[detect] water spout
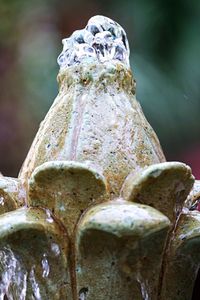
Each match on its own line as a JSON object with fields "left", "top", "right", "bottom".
{"left": 57, "top": 15, "right": 130, "bottom": 69}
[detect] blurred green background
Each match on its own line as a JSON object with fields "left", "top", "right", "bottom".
{"left": 0, "top": 0, "right": 200, "bottom": 178}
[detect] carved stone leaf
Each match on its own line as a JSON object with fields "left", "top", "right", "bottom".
{"left": 0, "top": 177, "right": 26, "bottom": 215}
{"left": 75, "top": 200, "right": 170, "bottom": 300}
{"left": 0, "top": 207, "right": 71, "bottom": 299}
{"left": 160, "top": 211, "right": 200, "bottom": 300}
{"left": 121, "top": 162, "right": 194, "bottom": 223}
{"left": 29, "top": 161, "right": 108, "bottom": 235}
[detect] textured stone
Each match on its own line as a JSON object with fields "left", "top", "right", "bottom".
{"left": 0, "top": 15, "right": 198, "bottom": 300}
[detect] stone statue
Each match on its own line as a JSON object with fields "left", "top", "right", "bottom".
{"left": 0, "top": 15, "right": 199, "bottom": 300}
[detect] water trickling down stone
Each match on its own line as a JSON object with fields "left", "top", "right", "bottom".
{"left": 0, "top": 247, "right": 27, "bottom": 300}
{"left": 41, "top": 254, "right": 50, "bottom": 278}
{"left": 0, "top": 247, "right": 51, "bottom": 300}
{"left": 57, "top": 15, "right": 130, "bottom": 69}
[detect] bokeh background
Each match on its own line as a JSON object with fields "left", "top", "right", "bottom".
{"left": 0, "top": 0, "right": 200, "bottom": 179}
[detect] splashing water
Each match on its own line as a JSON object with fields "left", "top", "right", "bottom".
{"left": 79, "top": 287, "right": 89, "bottom": 300}
{"left": 0, "top": 197, "right": 4, "bottom": 206}
{"left": 41, "top": 254, "right": 50, "bottom": 278}
{"left": 136, "top": 274, "right": 150, "bottom": 300}
{"left": 0, "top": 247, "right": 27, "bottom": 300}
{"left": 0, "top": 247, "right": 50, "bottom": 300}
{"left": 29, "top": 267, "right": 42, "bottom": 300}
{"left": 57, "top": 15, "right": 130, "bottom": 69}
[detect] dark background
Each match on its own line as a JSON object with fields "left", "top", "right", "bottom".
{"left": 0, "top": 0, "right": 200, "bottom": 179}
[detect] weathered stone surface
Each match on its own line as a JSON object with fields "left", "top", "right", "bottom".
{"left": 121, "top": 162, "right": 194, "bottom": 223}
{"left": 29, "top": 161, "right": 107, "bottom": 235}
{"left": 75, "top": 200, "right": 170, "bottom": 300}
{"left": 160, "top": 211, "right": 200, "bottom": 300}
{"left": 0, "top": 177, "right": 26, "bottom": 215}
{"left": 0, "top": 15, "right": 197, "bottom": 300}
{"left": 0, "top": 207, "right": 71, "bottom": 299}
{"left": 19, "top": 62, "right": 165, "bottom": 197}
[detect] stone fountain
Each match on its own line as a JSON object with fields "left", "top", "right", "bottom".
{"left": 0, "top": 15, "right": 200, "bottom": 300}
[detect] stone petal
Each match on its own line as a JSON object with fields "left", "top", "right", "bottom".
{"left": 185, "top": 180, "right": 200, "bottom": 209}
{"left": 120, "top": 162, "right": 194, "bottom": 223}
{"left": 29, "top": 161, "right": 107, "bottom": 235}
{"left": 0, "top": 207, "right": 71, "bottom": 299}
{"left": 75, "top": 200, "right": 170, "bottom": 300}
{"left": 160, "top": 211, "right": 200, "bottom": 300}
{"left": 0, "top": 176, "right": 26, "bottom": 215}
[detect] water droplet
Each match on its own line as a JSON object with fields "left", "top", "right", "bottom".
{"left": 0, "top": 197, "right": 4, "bottom": 206}
{"left": 86, "top": 24, "right": 101, "bottom": 35}
{"left": 41, "top": 254, "right": 50, "bottom": 278}
{"left": 45, "top": 209, "right": 54, "bottom": 223}
{"left": 51, "top": 243, "right": 60, "bottom": 256}
{"left": 79, "top": 287, "right": 88, "bottom": 300}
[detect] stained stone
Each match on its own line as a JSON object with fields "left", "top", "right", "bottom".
{"left": 0, "top": 15, "right": 198, "bottom": 300}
